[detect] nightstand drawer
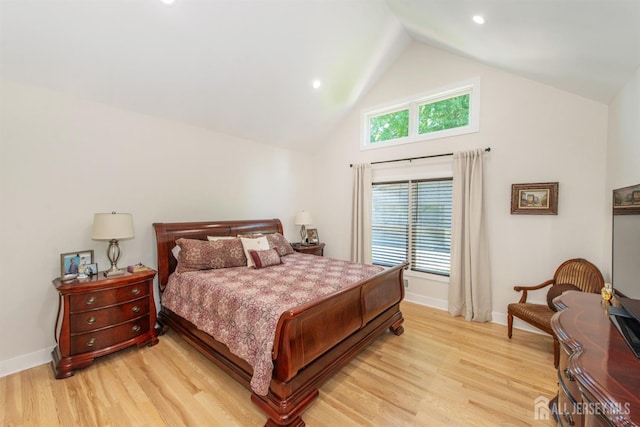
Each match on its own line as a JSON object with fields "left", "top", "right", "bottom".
{"left": 69, "top": 282, "right": 149, "bottom": 312}
{"left": 70, "top": 317, "right": 150, "bottom": 355}
{"left": 70, "top": 298, "right": 149, "bottom": 333}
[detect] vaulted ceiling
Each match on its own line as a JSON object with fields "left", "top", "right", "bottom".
{"left": 2, "top": 0, "right": 639, "bottom": 152}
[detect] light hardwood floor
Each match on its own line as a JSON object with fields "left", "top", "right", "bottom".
{"left": 1, "top": 302, "right": 557, "bottom": 426}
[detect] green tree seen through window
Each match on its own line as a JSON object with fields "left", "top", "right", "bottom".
{"left": 418, "top": 94, "right": 469, "bottom": 134}
{"left": 369, "top": 109, "right": 409, "bottom": 143}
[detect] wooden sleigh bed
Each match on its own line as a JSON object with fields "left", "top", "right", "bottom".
{"left": 153, "top": 219, "right": 406, "bottom": 426}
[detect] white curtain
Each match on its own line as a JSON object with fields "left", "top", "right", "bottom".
{"left": 448, "top": 149, "right": 492, "bottom": 322}
{"left": 351, "top": 163, "right": 372, "bottom": 263}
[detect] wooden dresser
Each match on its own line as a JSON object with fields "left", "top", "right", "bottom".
{"left": 551, "top": 292, "right": 640, "bottom": 426}
{"left": 51, "top": 269, "right": 158, "bottom": 378}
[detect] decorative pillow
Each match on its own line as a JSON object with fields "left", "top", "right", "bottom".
{"left": 175, "top": 238, "right": 247, "bottom": 273}
{"left": 207, "top": 236, "right": 237, "bottom": 241}
{"left": 265, "top": 233, "right": 294, "bottom": 256}
{"left": 546, "top": 283, "right": 581, "bottom": 311}
{"left": 240, "top": 236, "right": 270, "bottom": 267}
{"left": 248, "top": 248, "right": 281, "bottom": 269}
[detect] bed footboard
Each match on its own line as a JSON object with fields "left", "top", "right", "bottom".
{"left": 272, "top": 263, "right": 406, "bottom": 382}
{"left": 253, "top": 263, "right": 406, "bottom": 426}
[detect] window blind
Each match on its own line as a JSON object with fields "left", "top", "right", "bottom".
{"left": 410, "top": 179, "right": 452, "bottom": 275}
{"left": 372, "top": 182, "right": 409, "bottom": 267}
{"left": 372, "top": 178, "right": 452, "bottom": 275}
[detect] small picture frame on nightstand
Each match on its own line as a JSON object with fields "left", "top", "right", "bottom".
{"left": 60, "top": 250, "right": 94, "bottom": 281}
{"left": 85, "top": 263, "right": 98, "bottom": 277}
{"left": 307, "top": 228, "right": 319, "bottom": 244}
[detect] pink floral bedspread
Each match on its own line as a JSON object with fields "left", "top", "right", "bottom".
{"left": 161, "top": 253, "right": 383, "bottom": 395}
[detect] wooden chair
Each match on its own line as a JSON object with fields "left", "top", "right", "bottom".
{"left": 507, "top": 258, "right": 604, "bottom": 368}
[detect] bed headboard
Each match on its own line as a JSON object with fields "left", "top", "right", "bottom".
{"left": 153, "top": 218, "right": 284, "bottom": 291}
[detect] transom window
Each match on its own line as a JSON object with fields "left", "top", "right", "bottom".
{"left": 371, "top": 178, "right": 453, "bottom": 276}
{"left": 363, "top": 78, "right": 480, "bottom": 150}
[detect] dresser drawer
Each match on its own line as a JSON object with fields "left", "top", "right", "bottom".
{"left": 69, "top": 282, "right": 149, "bottom": 312}
{"left": 557, "top": 386, "right": 583, "bottom": 427}
{"left": 70, "top": 317, "right": 150, "bottom": 355}
{"left": 558, "top": 347, "right": 581, "bottom": 404}
{"left": 70, "top": 298, "right": 149, "bottom": 333}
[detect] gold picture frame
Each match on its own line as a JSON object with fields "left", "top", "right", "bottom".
{"left": 511, "top": 182, "right": 558, "bottom": 215}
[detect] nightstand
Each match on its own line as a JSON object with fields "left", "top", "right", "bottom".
{"left": 291, "top": 242, "right": 325, "bottom": 256}
{"left": 51, "top": 269, "right": 158, "bottom": 379}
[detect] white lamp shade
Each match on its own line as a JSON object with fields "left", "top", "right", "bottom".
{"left": 92, "top": 212, "right": 135, "bottom": 240}
{"left": 294, "top": 211, "right": 313, "bottom": 225}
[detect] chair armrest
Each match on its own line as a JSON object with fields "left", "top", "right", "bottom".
{"left": 513, "top": 279, "right": 554, "bottom": 303}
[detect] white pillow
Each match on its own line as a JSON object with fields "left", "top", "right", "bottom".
{"left": 240, "top": 236, "right": 270, "bottom": 267}
{"left": 171, "top": 245, "right": 181, "bottom": 260}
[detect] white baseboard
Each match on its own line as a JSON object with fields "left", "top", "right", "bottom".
{"left": 0, "top": 347, "right": 52, "bottom": 378}
{"left": 404, "top": 291, "right": 448, "bottom": 310}
{"left": 404, "top": 293, "right": 545, "bottom": 335}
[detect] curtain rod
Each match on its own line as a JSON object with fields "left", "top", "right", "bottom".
{"left": 349, "top": 147, "right": 491, "bottom": 167}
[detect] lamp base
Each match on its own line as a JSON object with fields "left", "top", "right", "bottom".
{"left": 104, "top": 268, "right": 125, "bottom": 277}
{"left": 104, "top": 239, "right": 124, "bottom": 277}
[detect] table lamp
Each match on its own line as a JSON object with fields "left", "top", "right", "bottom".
{"left": 294, "top": 210, "right": 313, "bottom": 245}
{"left": 92, "top": 212, "right": 134, "bottom": 277}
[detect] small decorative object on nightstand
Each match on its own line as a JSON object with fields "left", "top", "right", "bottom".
{"left": 292, "top": 242, "right": 325, "bottom": 256}
{"left": 51, "top": 269, "right": 158, "bottom": 379}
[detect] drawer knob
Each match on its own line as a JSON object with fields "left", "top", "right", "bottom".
{"left": 131, "top": 288, "right": 141, "bottom": 295}
{"left": 86, "top": 338, "right": 97, "bottom": 347}
{"left": 563, "top": 410, "right": 575, "bottom": 426}
{"left": 132, "top": 305, "right": 141, "bottom": 313}
{"left": 86, "top": 296, "right": 96, "bottom": 305}
{"left": 563, "top": 368, "right": 575, "bottom": 382}
{"left": 86, "top": 316, "right": 96, "bottom": 325}
{"left": 132, "top": 325, "right": 141, "bottom": 333}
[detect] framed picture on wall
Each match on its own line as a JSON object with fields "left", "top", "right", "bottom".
{"left": 613, "top": 183, "right": 640, "bottom": 215}
{"left": 510, "top": 182, "right": 558, "bottom": 215}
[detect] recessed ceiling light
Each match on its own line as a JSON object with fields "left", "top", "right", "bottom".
{"left": 472, "top": 15, "right": 485, "bottom": 25}
{"left": 312, "top": 80, "right": 322, "bottom": 89}
{"left": 160, "top": 0, "right": 175, "bottom": 5}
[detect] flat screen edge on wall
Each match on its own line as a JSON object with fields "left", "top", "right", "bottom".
{"left": 610, "top": 184, "right": 640, "bottom": 358}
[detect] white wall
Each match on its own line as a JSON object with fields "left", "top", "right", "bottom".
{"left": 607, "top": 66, "right": 640, "bottom": 191}
{"left": 311, "top": 42, "right": 609, "bottom": 323}
{"left": 0, "top": 80, "right": 312, "bottom": 376}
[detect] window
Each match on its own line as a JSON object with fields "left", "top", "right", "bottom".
{"left": 418, "top": 94, "right": 469, "bottom": 135}
{"left": 362, "top": 78, "right": 479, "bottom": 150}
{"left": 369, "top": 109, "right": 409, "bottom": 142}
{"left": 372, "top": 178, "right": 453, "bottom": 276}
